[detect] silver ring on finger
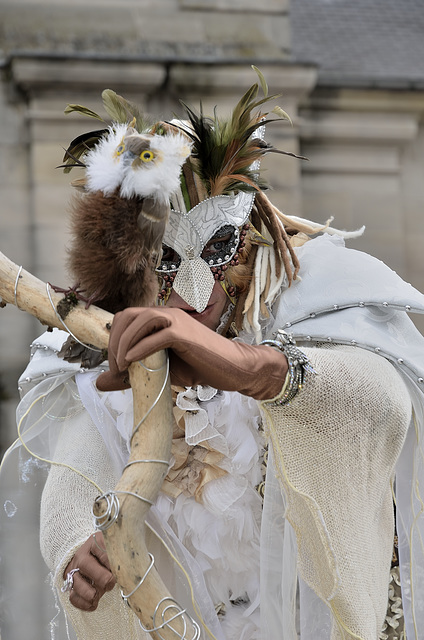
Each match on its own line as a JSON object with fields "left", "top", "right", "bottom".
{"left": 61, "top": 568, "right": 80, "bottom": 593}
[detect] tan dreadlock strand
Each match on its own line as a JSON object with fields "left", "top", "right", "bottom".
{"left": 254, "top": 191, "right": 300, "bottom": 285}
{"left": 229, "top": 242, "right": 259, "bottom": 336}
{"left": 217, "top": 229, "right": 256, "bottom": 337}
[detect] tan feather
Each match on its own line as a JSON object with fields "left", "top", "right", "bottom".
{"left": 64, "top": 104, "right": 105, "bottom": 121}
{"left": 102, "top": 90, "right": 148, "bottom": 131}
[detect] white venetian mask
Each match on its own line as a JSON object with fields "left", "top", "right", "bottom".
{"left": 157, "top": 190, "right": 255, "bottom": 312}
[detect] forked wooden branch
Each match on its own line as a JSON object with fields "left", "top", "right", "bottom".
{"left": 0, "top": 251, "right": 199, "bottom": 640}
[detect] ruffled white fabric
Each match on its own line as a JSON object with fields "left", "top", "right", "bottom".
{"left": 163, "top": 388, "right": 264, "bottom": 638}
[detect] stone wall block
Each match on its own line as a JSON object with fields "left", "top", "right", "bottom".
{"left": 179, "top": 0, "right": 288, "bottom": 12}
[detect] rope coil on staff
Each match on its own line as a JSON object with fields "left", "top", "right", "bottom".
{"left": 46, "top": 283, "right": 103, "bottom": 353}
{"left": 120, "top": 552, "right": 155, "bottom": 603}
{"left": 139, "top": 597, "right": 201, "bottom": 640}
{"left": 131, "top": 356, "right": 170, "bottom": 443}
{"left": 92, "top": 487, "right": 156, "bottom": 531}
{"left": 14, "top": 265, "right": 23, "bottom": 308}
{"left": 92, "top": 491, "right": 121, "bottom": 530}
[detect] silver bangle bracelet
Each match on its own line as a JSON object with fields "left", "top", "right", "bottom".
{"left": 260, "top": 330, "right": 316, "bottom": 405}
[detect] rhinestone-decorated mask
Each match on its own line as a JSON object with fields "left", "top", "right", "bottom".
{"left": 156, "top": 190, "right": 255, "bottom": 312}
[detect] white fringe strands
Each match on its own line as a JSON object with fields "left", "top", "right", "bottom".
{"left": 242, "top": 194, "right": 366, "bottom": 343}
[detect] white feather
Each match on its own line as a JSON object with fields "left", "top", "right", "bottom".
{"left": 85, "top": 126, "right": 191, "bottom": 200}
{"left": 154, "top": 390, "right": 264, "bottom": 640}
{"left": 85, "top": 124, "right": 128, "bottom": 195}
{"left": 284, "top": 213, "right": 366, "bottom": 239}
{"left": 119, "top": 132, "right": 192, "bottom": 201}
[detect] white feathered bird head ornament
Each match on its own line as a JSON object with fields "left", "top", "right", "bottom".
{"left": 85, "top": 122, "right": 192, "bottom": 205}
{"left": 59, "top": 90, "right": 192, "bottom": 314}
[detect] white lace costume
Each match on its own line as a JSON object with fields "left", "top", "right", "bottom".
{"left": 1, "top": 234, "right": 424, "bottom": 640}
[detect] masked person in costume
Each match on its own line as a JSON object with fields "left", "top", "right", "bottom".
{"left": 2, "top": 73, "right": 424, "bottom": 640}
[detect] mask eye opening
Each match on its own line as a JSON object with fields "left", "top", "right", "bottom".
{"left": 156, "top": 245, "right": 182, "bottom": 274}
{"left": 201, "top": 225, "right": 239, "bottom": 267}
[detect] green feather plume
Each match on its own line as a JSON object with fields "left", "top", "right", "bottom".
{"left": 178, "top": 68, "right": 304, "bottom": 197}
{"left": 64, "top": 104, "right": 105, "bottom": 121}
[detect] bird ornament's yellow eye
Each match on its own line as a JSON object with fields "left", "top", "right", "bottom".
{"left": 140, "top": 149, "right": 154, "bottom": 163}
{"left": 114, "top": 141, "right": 126, "bottom": 157}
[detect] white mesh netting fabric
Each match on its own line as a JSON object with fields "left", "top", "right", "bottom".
{"left": 261, "top": 344, "right": 412, "bottom": 640}
{"left": 40, "top": 401, "right": 148, "bottom": 640}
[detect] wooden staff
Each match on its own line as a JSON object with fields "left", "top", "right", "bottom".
{"left": 0, "top": 251, "right": 200, "bottom": 640}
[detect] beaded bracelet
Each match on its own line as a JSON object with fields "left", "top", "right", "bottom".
{"left": 260, "top": 330, "right": 316, "bottom": 405}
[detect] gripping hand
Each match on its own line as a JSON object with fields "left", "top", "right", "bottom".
{"left": 96, "top": 307, "right": 287, "bottom": 401}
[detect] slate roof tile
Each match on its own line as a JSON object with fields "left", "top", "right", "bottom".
{"left": 291, "top": 0, "right": 424, "bottom": 88}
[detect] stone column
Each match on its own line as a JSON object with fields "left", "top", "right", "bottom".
{"left": 298, "top": 88, "right": 424, "bottom": 332}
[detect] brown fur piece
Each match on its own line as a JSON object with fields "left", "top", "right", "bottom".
{"left": 67, "top": 190, "right": 162, "bottom": 314}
